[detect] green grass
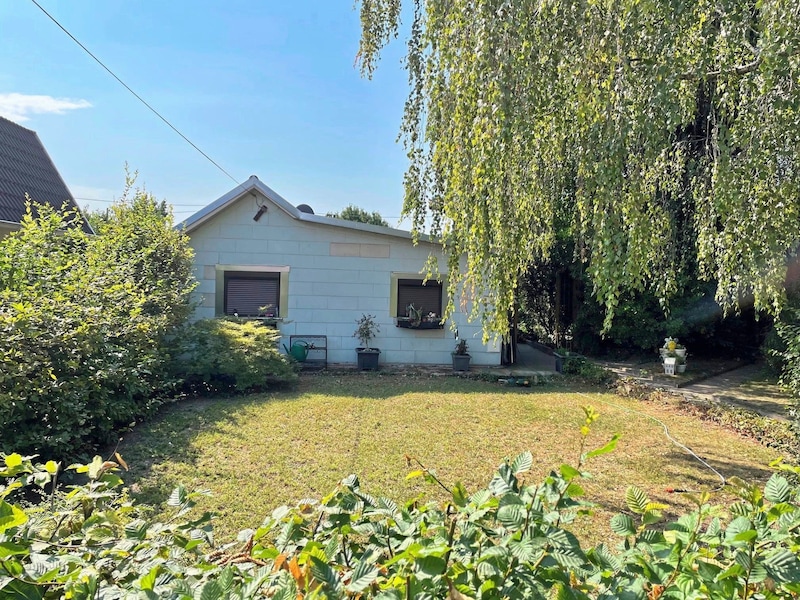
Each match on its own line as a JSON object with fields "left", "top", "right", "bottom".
{"left": 116, "top": 373, "right": 781, "bottom": 545}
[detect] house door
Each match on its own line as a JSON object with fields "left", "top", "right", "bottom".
{"left": 501, "top": 311, "right": 519, "bottom": 365}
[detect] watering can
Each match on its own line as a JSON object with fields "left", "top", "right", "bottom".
{"left": 283, "top": 341, "right": 310, "bottom": 362}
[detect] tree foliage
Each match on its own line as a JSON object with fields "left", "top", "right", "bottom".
{"left": 327, "top": 204, "right": 389, "bottom": 227}
{"left": 0, "top": 187, "right": 196, "bottom": 459}
{"left": 358, "top": 0, "right": 800, "bottom": 338}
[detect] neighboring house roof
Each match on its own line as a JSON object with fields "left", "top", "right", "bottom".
{"left": 179, "top": 175, "right": 435, "bottom": 243}
{"left": 0, "top": 116, "right": 92, "bottom": 233}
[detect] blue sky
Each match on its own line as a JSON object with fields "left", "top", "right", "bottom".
{"left": 0, "top": 1, "right": 411, "bottom": 224}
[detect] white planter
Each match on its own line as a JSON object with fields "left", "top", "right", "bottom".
{"left": 675, "top": 348, "right": 687, "bottom": 358}
{"left": 677, "top": 363, "right": 686, "bottom": 373}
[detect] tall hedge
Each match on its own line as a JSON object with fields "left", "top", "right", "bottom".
{"left": 0, "top": 194, "right": 195, "bottom": 459}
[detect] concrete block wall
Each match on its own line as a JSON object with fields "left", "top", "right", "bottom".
{"left": 188, "top": 191, "right": 500, "bottom": 366}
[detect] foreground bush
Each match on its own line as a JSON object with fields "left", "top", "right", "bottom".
{"left": 2, "top": 411, "right": 800, "bottom": 599}
{"left": 0, "top": 194, "right": 195, "bottom": 459}
{"left": 171, "top": 319, "right": 298, "bottom": 394}
{"left": 774, "top": 300, "right": 800, "bottom": 434}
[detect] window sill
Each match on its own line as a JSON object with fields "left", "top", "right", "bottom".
{"left": 395, "top": 318, "right": 444, "bottom": 330}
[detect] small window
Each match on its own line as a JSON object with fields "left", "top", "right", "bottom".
{"left": 224, "top": 272, "right": 280, "bottom": 317}
{"left": 396, "top": 278, "right": 443, "bottom": 318}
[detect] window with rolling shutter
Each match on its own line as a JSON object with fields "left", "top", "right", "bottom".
{"left": 224, "top": 272, "right": 280, "bottom": 317}
{"left": 396, "top": 279, "right": 443, "bottom": 317}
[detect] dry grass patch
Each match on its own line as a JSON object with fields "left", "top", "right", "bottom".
{"left": 117, "top": 374, "right": 780, "bottom": 545}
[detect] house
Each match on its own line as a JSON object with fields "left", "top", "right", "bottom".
{"left": 179, "top": 176, "right": 501, "bottom": 367}
{"left": 0, "top": 116, "right": 92, "bottom": 238}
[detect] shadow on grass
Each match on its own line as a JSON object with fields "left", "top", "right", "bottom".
{"left": 663, "top": 447, "right": 771, "bottom": 485}
{"left": 294, "top": 371, "right": 580, "bottom": 399}
{"left": 112, "top": 373, "right": 599, "bottom": 507}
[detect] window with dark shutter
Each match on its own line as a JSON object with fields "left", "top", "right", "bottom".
{"left": 396, "top": 279, "right": 443, "bottom": 317}
{"left": 224, "top": 273, "right": 280, "bottom": 317}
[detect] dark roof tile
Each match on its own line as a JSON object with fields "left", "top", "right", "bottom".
{"left": 0, "top": 116, "right": 92, "bottom": 233}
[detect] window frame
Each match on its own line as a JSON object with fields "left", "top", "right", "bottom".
{"left": 390, "top": 272, "right": 447, "bottom": 329}
{"left": 215, "top": 265, "right": 289, "bottom": 319}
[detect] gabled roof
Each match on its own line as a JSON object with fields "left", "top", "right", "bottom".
{"left": 0, "top": 116, "right": 92, "bottom": 233}
{"left": 179, "top": 175, "right": 434, "bottom": 243}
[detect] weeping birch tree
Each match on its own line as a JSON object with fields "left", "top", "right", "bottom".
{"left": 358, "top": 0, "right": 800, "bottom": 338}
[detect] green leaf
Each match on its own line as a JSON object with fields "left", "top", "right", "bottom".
{"left": 25, "top": 554, "right": 61, "bottom": 583}
{"left": 763, "top": 548, "right": 800, "bottom": 583}
{"left": 124, "top": 519, "right": 149, "bottom": 540}
{"left": 451, "top": 481, "right": 469, "bottom": 507}
{"left": 497, "top": 496, "right": 526, "bottom": 530}
{"left": 610, "top": 514, "right": 636, "bottom": 536}
{"left": 625, "top": 486, "right": 649, "bottom": 515}
{"left": 510, "top": 451, "right": 533, "bottom": 475}
{"left": 0, "top": 542, "right": 28, "bottom": 559}
{"left": 0, "top": 500, "right": 27, "bottom": 533}
{"left": 675, "top": 572, "right": 699, "bottom": 596}
{"left": 725, "top": 516, "right": 754, "bottom": 544}
{"left": 0, "top": 577, "right": 43, "bottom": 600}
{"left": 508, "top": 536, "right": 543, "bottom": 563}
{"left": 589, "top": 544, "right": 622, "bottom": 571}
{"left": 551, "top": 546, "right": 585, "bottom": 569}
{"left": 167, "top": 485, "right": 188, "bottom": 507}
{"left": 764, "top": 474, "right": 791, "bottom": 503}
{"left": 309, "top": 555, "right": 343, "bottom": 593}
{"left": 489, "top": 463, "right": 517, "bottom": 495}
{"left": 559, "top": 464, "right": 581, "bottom": 481}
{"left": 347, "top": 559, "right": 380, "bottom": 593}
{"left": 199, "top": 579, "right": 223, "bottom": 600}
{"left": 139, "top": 566, "right": 159, "bottom": 591}
{"left": 415, "top": 555, "right": 446, "bottom": 579}
{"left": 584, "top": 434, "right": 620, "bottom": 459}
{"left": 217, "top": 568, "right": 234, "bottom": 595}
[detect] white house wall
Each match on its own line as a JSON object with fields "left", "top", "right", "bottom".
{"left": 187, "top": 191, "right": 500, "bottom": 366}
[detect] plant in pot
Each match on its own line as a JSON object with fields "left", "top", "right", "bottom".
{"left": 354, "top": 314, "right": 380, "bottom": 370}
{"left": 660, "top": 337, "right": 687, "bottom": 359}
{"left": 676, "top": 353, "right": 687, "bottom": 373}
{"left": 452, "top": 338, "right": 471, "bottom": 372}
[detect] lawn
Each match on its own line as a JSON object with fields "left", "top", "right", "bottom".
{"left": 116, "top": 373, "right": 781, "bottom": 546}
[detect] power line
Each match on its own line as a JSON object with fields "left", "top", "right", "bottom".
{"left": 75, "top": 197, "right": 207, "bottom": 208}
{"left": 30, "top": 0, "right": 240, "bottom": 186}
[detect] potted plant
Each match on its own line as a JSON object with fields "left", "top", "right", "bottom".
{"left": 676, "top": 354, "right": 687, "bottom": 374}
{"left": 452, "top": 338, "right": 471, "bottom": 372}
{"left": 660, "top": 337, "right": 687, "bottom": 359}
{"left": 354, "top": 314, "right": 380, "bottom": 370}
{"left": 396, "top": 304, "right": 443, "bottom": 329}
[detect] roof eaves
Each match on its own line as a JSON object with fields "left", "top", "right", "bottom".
{"left": 178, "top": 176, "right": 437, "bottom": 245}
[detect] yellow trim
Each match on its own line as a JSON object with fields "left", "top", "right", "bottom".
{"left": 214, "top": 265, "right": 290, "bottom": 317}
{"left": 390, "top": 272, "right": 448, "bottom": 317}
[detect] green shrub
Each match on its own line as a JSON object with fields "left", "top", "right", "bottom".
{"left": 762, "top": 324, "right": 787, "bottom": 375}
{"left": 775, "top": 304, "right": 800, "bottom": 433}
{"left": 562, "top": 356, "right": 617, "bottom": 386}
{"left": 3, "top": 412, "right": 800, "bottom": 599}
{"left": 171, "top": 319, "right": 298, "bottom": 394}
{"left": 0, "top": 193, "right": 195, "bottom": 460}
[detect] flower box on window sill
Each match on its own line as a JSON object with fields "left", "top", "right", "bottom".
{"left": 237, "top": 316, "right": 284, "bottom": 328}
{"left": 395, "top": 317, "right": 444, "bottom": 330}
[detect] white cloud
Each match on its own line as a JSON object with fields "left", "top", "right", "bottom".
{"left": 0, "top": 93, "right": 91, "bottom": 122}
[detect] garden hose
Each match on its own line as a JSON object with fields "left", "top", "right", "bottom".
{"left": 574, "top": 391, "right": 728, "bottom": 493}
